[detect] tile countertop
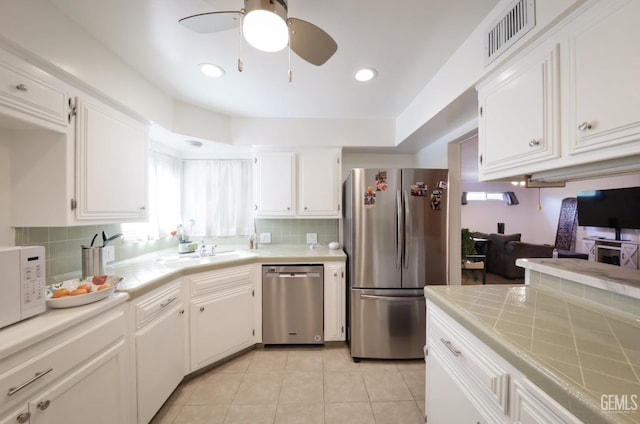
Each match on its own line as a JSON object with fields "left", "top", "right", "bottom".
{"left": 110, "top": 244, "right": 346, "bottom": 299}
{"left": 424, "top": 281, "right": 640, "bottom": 424}
{"left": 516, "top": 258, "right": 640, "bottom": 300}
{"left": 0, "top": 293, "right": 129, "bottom": 361}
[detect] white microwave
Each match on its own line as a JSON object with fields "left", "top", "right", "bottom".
{"left": 0, "top": 246, "right": 46, "bottom": 329}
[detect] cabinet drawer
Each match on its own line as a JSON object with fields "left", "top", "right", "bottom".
{"left": 135, "top": 282, "right": 182, "bottom": 329}
{"left": 0, "top": 307, "right": 125, "bottom": 415}
{"left": 0, "top": 50, "right": 69, "bottom": 126}
{"left": 190, "top": 265, "right": 253, "bottom": 297}
{"left": 429, "top": 308, "right": 510, "bottom": 414}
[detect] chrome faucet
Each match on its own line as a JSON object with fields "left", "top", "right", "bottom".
{"left": 210, "top": 244, "right": 217, "bottom": 256}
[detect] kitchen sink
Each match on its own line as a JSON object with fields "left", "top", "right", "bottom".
{"left": 156, "top": 250, "right": 253, "bottom": 268}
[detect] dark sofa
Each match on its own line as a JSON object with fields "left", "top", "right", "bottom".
{"left": 476, "top": 232, "right": 587, "bottom": 279}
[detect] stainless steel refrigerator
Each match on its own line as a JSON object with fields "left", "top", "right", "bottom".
{"left": 343, "top": 168, "right": 448, "bottom": 360}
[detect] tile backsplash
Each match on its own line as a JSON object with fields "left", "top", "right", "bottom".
{"left": 254, "top": 219, "right": 339, "bottom": 245}
{"left": 15, "top": 219, "right": 339, "bottom": 282}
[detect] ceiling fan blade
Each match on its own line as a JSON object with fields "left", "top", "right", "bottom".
{"left": 179, "top": 11, "right": 243, "bottom": 33}
{"left": 287, "top": 18, "right": 337, "bottom": 66}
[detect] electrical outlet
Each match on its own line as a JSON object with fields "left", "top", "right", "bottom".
{"left": 104, "top": 245, "right": 116, "bottom": 263}
{"left": 260, "top": 232, "right": 271, "bottom": 244}
{"left": 306, "top": 233, "right": 318, "bottom": 244}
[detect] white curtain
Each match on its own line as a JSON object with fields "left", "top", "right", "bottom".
{"left": 148, "top": 150, "right": 183, "bottom": 239}
{"left": 182, "top": 160, "right": 253, "bottom": 237}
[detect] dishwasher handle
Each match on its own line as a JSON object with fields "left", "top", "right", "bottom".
{"left": 265, "top": 272, "right": 322, "bottom": 278}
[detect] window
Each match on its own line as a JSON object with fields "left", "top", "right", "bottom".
{"left": 123, "top": 153, "right": 253, "bottom": 242}
{"left": 462, "top": 191, "right": 519, "bottom": 205}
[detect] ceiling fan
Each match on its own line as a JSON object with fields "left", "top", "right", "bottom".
{"left": 179, "top": 0, "right": 338, "bottom": 67}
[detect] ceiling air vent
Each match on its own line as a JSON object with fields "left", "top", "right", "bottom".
{"left": 485, "top": 0, "right": 535, "bottom": 66}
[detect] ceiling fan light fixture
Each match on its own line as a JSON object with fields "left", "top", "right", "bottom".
{"left": 199, "top": 63, "right": 225, "bottom": 78}
{"left": 355, "top": 68, "right": 377, "bottom": 82}
{"left": 242, "top": 6, "right": 288, "bottom": 52}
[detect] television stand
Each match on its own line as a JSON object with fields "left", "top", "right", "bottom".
{"left": 583, "top": 237, "right": 640, "bottom": 270}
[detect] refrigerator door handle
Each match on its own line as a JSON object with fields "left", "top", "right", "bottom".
{"left": 403, "top": 190, "right": 410, "bottom": 269}
{"left": 396, "top": 190, "right": 403, "bottom": 269}
{"left": 360, "top": 294, "right": 425, "bottom": 301}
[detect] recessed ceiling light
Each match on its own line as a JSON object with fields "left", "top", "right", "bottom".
{"left": 199, "top": 63, "right": 225, "bottom": 78}
{"left": 354, "top": 68, "right": 377, "bottom": 82}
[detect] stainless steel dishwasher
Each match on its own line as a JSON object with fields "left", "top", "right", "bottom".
{"left": 262, "top": 265, "right": 324, "bottom": 344}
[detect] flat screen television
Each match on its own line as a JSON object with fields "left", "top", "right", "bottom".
{"left": 577, "top": 187, "right": 640, "bottom": 240}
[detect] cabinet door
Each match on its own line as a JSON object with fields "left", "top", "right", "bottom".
{"left": 254, "top": 151, "right": 296, "bottom": 216}
{"left": 190, "top": 283, "right": 254, "bottom": 371}
{"left": 75, "top": 95, "right": 148, "bottom": 222}
{"left": 0, "top": 407, "right": 30, "bottom": 424}
{"left": 478, "top": 43, "right": 561, "bottom": 179}
{"left": 136, "top": 302, "right": 185, "bottom": 424}
{"left": 298, "top": 149, "right": 341, "bottom": 217}
{"left": 0, "top": 48, "right": 70, "bottom": 128}
{"left": 621, "top": 244, "right": 639, "bottom": 269}
{"left": 28, "top": 341, "right": 129, "bottom": 424}
{"left": 324, "top": 263, "right": 345, "bottom": 341}
{"left": 426, "top": 347, "right": 494, "bottom": 424}
{"left": 513, "top": 380, "right": 582, "bottom": 424}
{"left": 568, "top": 0, "right": 640, "bottom": 157}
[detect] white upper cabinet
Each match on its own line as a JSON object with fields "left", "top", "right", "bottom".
{"left": 254, "top": 151, "right": 296, "bottom": 216}
{"left": 5, "top": 46, "right": 149, "bottom": 226}
{"left": 477, "top": 0, "right": 640, "bottom": 181}
{"left": 567, "top": 0, "right": 640, "bottom": 158}
{"left": 0, "top": 48, "right": 70, "bottom": 129}
{"left": 478, "top": 42, "right": 561, "bottom": 179}
{"left": 254, "top": 147, "right": 342, "bottom": 218}
{"left": 74, "top": 95, "right": 148, "bottom": 222}
{"left": 298, "top": 149, "right": 341, "bottom": 217}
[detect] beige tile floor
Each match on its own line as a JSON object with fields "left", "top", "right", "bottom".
{"left": 151, "top": 344, "right": 425, "bottom": 424}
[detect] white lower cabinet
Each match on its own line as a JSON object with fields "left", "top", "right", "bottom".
{"left": 513, "top": 380, "right": 582, "bottom": 424}
{"left": 426, "top": 347, "right": 489, "bottom": 423}
{"left": 324, "top": 262, "right": 346, "bottom": 342}
{"left": 426, "top": 301, "right": 580, "bottom": 424}
{"left": 132, "top": 281, "right": 186, "bottom": 424}
{"left": 0, "top": 305, "right": 131, "bottom": 424}
{"left": 188, "top": 265, "right": 257, "bottom": 371}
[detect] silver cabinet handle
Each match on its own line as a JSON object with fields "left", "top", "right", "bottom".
{"left": 160, "top": 296, "right": 177, "bottom": 309}
{"left": 528, "top": 139, "right": 540, "bottom": 147}
{"left": 139, "top": 206, "right": 146, "bottom": 211}
{"left": 15, "top": 83, "right": 28, "bottom": 92}
{"left": 16, "top": 412, "right": 31, "bottom": 423}
{"left": 440, "top": 338, "right": 461, "bottom": 357}
{"left": 8, "top": 368, "right": 53, "bottom": 396}
{"left": 200, "top": 306, "right": 205, "bottom": 312}
{"left": 578, "top": 121, "right": 592, "bottom": 131}
{"left": 37, "top": 400, "right": 51, "bottom": 411}
{"left": 179, "top": 309, "right": 185, "bottom": 315}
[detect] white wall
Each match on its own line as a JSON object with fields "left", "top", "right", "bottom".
{"left": 461, "top": 182, "right": 542, "bottom": 241}
{"left": 0, "top": 0, "right": 174, "bottom": 129}
{"left": 341, "top": 152, "right": 415, "bottom": 180}
{"left": 0, "top": 137, "right": 13, "bottom": 245}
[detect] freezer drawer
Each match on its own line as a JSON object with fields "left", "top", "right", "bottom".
{"left": 262, "top": 265, "right": 324, "bottom": 344}
{"left": 350, "top": 288, "right": 425, "bottom": 359}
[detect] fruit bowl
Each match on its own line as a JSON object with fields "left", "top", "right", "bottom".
{"left": 46, "top": 275, "right": 124, "bottom": 309}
